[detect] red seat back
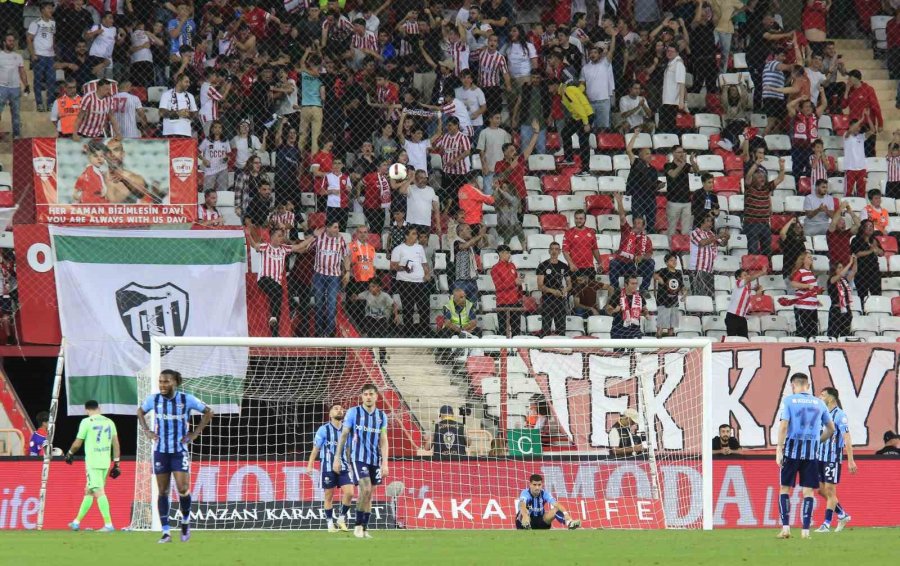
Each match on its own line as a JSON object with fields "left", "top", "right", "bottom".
{"left": 724, "top": 154, "right": 744, "bottom": 173}
{"left": 676, "top": 113, "right": 695, "bottom": 129}
{"left": 467, "top": 356, "right": 496, "bottom": 379}
{"left": 546, "top": 131, "right": 561, "bottom": 151}
{"left": 892, "top": 297, "right": 900, "bottom": 316}
{"left": 741, "top": 254, "right": 769, "bottom": 273}
{"left": 585, "top": 195, "right": 613, "bottom": 215}
{"left": 877, "top": 235, "right": 898, "bottom": 255}
{"left": 539, "top": 213, "right": 568, "bottom": 234}
{"left": 598, "top": 253, "right": 612, "bottom": 274}
{"left": 713, "top": 175, "right": 741, "bottom": 195}
{"left": 307, "top": 212, "right": 326, "bottom": 229}
{"left": 596, "top": 133, "right": 625, "bottom": 151}
{"left": 671, "top": 234, "right": 690, "bottom": 253}
{"left": 769, "top": 214, "right": 793, "bottom": 232}
{"left": 831, "top": 114, "right": 849, "bottom": 135}
{"left": 649, "top": 154, "right": 668, "bottom": 171}
{"left": 541, "top": 174, "right": 572, "bottom": 196}
{"left": 747, "top": 294, "right": 775, "bottom": 315}
{"left": 367, "top": 233, "right": 382, "bottom": 251}
{"left": 797, "top": 176, "right": 811, "bottom": 195}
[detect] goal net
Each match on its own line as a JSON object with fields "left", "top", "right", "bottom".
{"left": 131, "top": 337, "right": 712, "bottom": 531}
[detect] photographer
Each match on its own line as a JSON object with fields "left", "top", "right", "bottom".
{"left": 609, "top": 409, "right": 645, "bottom": 457}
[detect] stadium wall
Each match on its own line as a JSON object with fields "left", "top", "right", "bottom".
{"left": 1, "top": 458, "right": 897, "bottom": 530}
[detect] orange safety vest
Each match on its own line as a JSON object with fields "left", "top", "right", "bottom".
{"left": 865, "top": 204, "right": 889, "bottom": 233}
{"left": 349, "top": 240, "right": 375, "bottom": 282}
{"left": 55, "top": 95, "right": 82, "bottom": 135}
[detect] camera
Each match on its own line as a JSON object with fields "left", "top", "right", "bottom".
{"left": 458, "top": 406, "right": 472, "bottom": 417}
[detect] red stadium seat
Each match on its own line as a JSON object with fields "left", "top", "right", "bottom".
{"left": 831, "top": 114, "right": 849, "bottom": 135}
{"left": 708, "top": 133, "right": 721, "bottom": 150}
{"left": 540, "top": 213, "right": 568, "bottom": 234}
{"left": 770, "top": 214, "right": 793, "bottom": 233}
{"left": 747, "top": 294, "right": 775, "bottom": 315}
{"left": 891, "top": 297, "right": 900, "bottom": 316}
{"left": 671, "top": 234, "right": 690, "bottom": 253}
{"left": 724, "top": 154, "right": 744, "bottom": 173}
{"left": 367, "top": 233, "right": 383, "bottom": 251}
{"left": 676, "top": 113, "right": 695, "bottom": 129}
{"left": 596, "top": 133, "right": 625, "bottom": 151}
{"left": 523, "top": 295, "right": 538, "bottom": 312}
{"left": 585, "top": 195, "right": 613, "bottom": 215}
{"left": 655, "top": 214, "right": 668, "bottom": 233}
{"left": 541, "top": 174, "right": 572, "bottom": 195}
{"left": 467, "top": 356, "right": 496, "bottom": 379}
{"left": 797, "top": 176, "right": 811, "bottom": 195}
{"left": 656, "top": 195, "right": 668, "bottom": 210}
{"left": 741, "top": 254, "right": 769, "bottom": 273}
{"left": 557, "top": 161, "right": 581, "bottom": 178}
{"left": 878, "top": 235, "right": 898, "bottom": 256}
{"left": 307, "top": 212, "right": 326, "bottom": 229}
{"left": 713, "top": 175, "right": 741, "bottom": 195}
{"left": 435, "top": 315, "right": 446, "bottom": 330}
{"left": 131, "top": 86, "right": 147, "bottom": 103}
{"left": 771, "top": 234, "right": 781, "bottom": 254}
{"left": 546, "top": 131, "right": 561, "bottom": 151}
{"left": 649, "top": 154, "right": 668, "bottom": 172}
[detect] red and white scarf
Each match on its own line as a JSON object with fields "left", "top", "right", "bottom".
{"left": 620, "top": 293, "right": 643, "bottom": 327}
{"left": 836, "top": 278, "right": 851, "bottom": 313}
{"left": 618, "top": 231, "right": 649, "bottom": 262}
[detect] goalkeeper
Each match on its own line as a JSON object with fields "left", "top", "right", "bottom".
{"left": 516, "top": 473, "right": 581, "bottom": 530}
{"left": 65, "top": 400, "right": 121, "bottom": 532}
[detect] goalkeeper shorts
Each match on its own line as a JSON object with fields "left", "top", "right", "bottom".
{"left": 85, "top": 467, "right": 108, "bottom": 491}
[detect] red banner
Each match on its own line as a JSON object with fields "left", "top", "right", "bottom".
{"left": 3, "top": 458, "right": 898, "bottom": 530}
{"left": 12, "top": 224, "right": 60, "bottom": 344}
{"left": 26, "top": 138, "right": 198, "bottom": 226}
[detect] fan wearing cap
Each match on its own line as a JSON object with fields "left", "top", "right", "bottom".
{"left": 876, "top": 430, "right": 900, "bottom": 456}
{"left": 425, "top": 405, "right": 468, "bottom": 458}
{"left": 516, "top": 473, "right": 581, "bottom": 530}
{"left": 608, "top": 409, "right": 645, "bottom": 457}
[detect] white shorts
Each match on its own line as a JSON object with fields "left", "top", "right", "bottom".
{"left": 656, "top": 305, "right": 681, "bottom": 329}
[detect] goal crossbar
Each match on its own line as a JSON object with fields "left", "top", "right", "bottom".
{"left": 147, "top": 336, "right": 715, "bottom": 530}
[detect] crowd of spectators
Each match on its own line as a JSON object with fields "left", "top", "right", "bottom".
{"left": 4, "top": 0, "right": 900, "bottom": 344}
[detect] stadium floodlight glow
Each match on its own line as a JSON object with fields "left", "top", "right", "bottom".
{"left": 129, "top": 337, "right": 713, "bottom": 531}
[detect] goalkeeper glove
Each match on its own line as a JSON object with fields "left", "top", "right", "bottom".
{"left": 64, "top": 452, "right": 73, "bottom": 465}
{"left": 109, "top": 463, "right": 121, "bottom": 479}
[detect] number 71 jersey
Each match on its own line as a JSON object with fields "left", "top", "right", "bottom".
{"left": 76, "top": 413, "right": 118, "bottom": 469}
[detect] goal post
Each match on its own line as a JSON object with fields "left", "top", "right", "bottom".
{"left": 134, "top": 336, "right": 714, "bottom": 531}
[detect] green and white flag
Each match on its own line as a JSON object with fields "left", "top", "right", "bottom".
{"left": 51, "top": 227, "right": 249, "bottom": 415}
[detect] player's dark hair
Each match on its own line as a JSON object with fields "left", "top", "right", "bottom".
{"left": 701, "top": 173, "right": 714, "bottom": 184}
{"left": 84, "top": 400, "right": 100, "bottom": 410}
{"left": 868, "top": 188, "right": 882, "bottom": 200}
{"left": 822, "top": 387, "right": 842, "bottom": 408}
{"left": 161, "top": 369, "right": 183, "bottom": 386}
{"left": 36, "top": 411, "right": 50, "bottom": 424}
{"left": 529, "top": 473, "right": 543, "bottom": 483}
{"left": 790, "top": 372, "right": 809, "bottom": 384}
{"left": 361, "top": 383, "right": 379, "bottom": 394}
{"left": 719, "top": 424, "right": 731, "bottom": 431}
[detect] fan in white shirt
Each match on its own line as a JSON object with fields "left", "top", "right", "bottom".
{"left": 159, "top": 74, "right": 198, "bottom": 137}
{"left": 111, "top": 81, "right": 147, "bottom": 139}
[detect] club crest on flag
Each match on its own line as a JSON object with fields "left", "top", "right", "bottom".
{"left": 116, "top": 282, "right": 190, "bottom": 354}
{"left": 33, "top": 157, "right": 56, "bottom": 179}
{"left": 171, "top": 157, "right": 194, "bottom": 181}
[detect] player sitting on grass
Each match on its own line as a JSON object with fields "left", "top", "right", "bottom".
{"left": 776, "top": 372, "right": 834, "bottom": 539}
{"left": 816, "top": 387, "right": 857, "bottom": 533}
{"left": 516, "top": 473, "right": 581, "bottom": 530}
{"left": 137, "top": 370, "right": 214, "bottom": 544}
{"left": 334, "top": 383, "right": 389, "bottom": 539}
{"left": 66, "top": 400, "right": 121, "bottom": 532}
{"left": 306, "top": 404, "right": 354, "bottom": 533}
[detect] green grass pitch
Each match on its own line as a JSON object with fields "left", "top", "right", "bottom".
{"left": 1, "top": 529, "right": 896, "bottom": 565}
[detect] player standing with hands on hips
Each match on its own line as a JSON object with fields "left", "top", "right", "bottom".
{"left": 306, "top": 404, "right": 354, "bottom": 532}
{"left": 65, "top": 400, "right": 120, "bottom": 532}
{"left": 333, "top": 383, "right": 388, "bottom": 538}
{"left": 775, "top": 372, "right": 834, "bottom": 539}
{"left": 137, "top": 370, "right": 214, "bottom": 543}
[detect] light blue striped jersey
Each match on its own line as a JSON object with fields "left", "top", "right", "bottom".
{"left": 817, "top": 406, "right": 849, "bottom": 463}
{"left": 313, "top": 422, "right": 349, "bottom": 470}
{"left": 779, "top": 392, "right": 832, "bottom": 460}
{"left": 343, "top": 405, "right": 387, "bottom": 466}
{"left": 140, "top": 392, "right": 207, "bottom": 454}
{"left": 519, "top": 489, "right": 557, "bottom": 518}
{"left": 762, "top": 60, "right": 786, "bottom": 100}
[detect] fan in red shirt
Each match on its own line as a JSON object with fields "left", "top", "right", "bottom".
{"left": 490, "top": 244, "right": 524, "bottom": 337}
{"left": 494, "top": 123, "right": 540, "bottom": 201}
{"left": 458, "top": 177, "right": 495, "bottom": 227}
{"left": 563, "top": 210, "right": 601, "bottom": 278}
{"left": 843, "top": 70, "right": 883, "bottom": 155}
{"left": 240, "top": 1, "right": 280, "bottom": 39}
{"left": 311, "top": 134, "right": 335, "bottom": 207}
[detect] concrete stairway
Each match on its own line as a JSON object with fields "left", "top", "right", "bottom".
{"left": 833, "top": 39, "right": 898, "bottom": 154}
{"left": 382, "top": 347, "right": 472, "bottom": 441}
{"left": 0, "top": 54, "right": 58, "bottom": 173}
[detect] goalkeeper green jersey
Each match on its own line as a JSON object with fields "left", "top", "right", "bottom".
{"left": 77, "top": 414, "right": 117, "bottom": 469}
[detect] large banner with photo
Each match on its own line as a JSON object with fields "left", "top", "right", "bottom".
{"left": 30, "top": 138, "right": 198, "bottom": 225}
{"left": 520, "top": 343, "right": 899, "bottom": 453}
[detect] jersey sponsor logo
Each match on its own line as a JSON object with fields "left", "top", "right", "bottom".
{"left": 116, "top": 282, "right": 189, "bottom": 353}
{"left": 354, "top": 424, "right": 382, "bottom": 433}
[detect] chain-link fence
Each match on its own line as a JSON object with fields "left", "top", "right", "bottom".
{"left": 4, "top": 0, "right": 900, "bottom": 346}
